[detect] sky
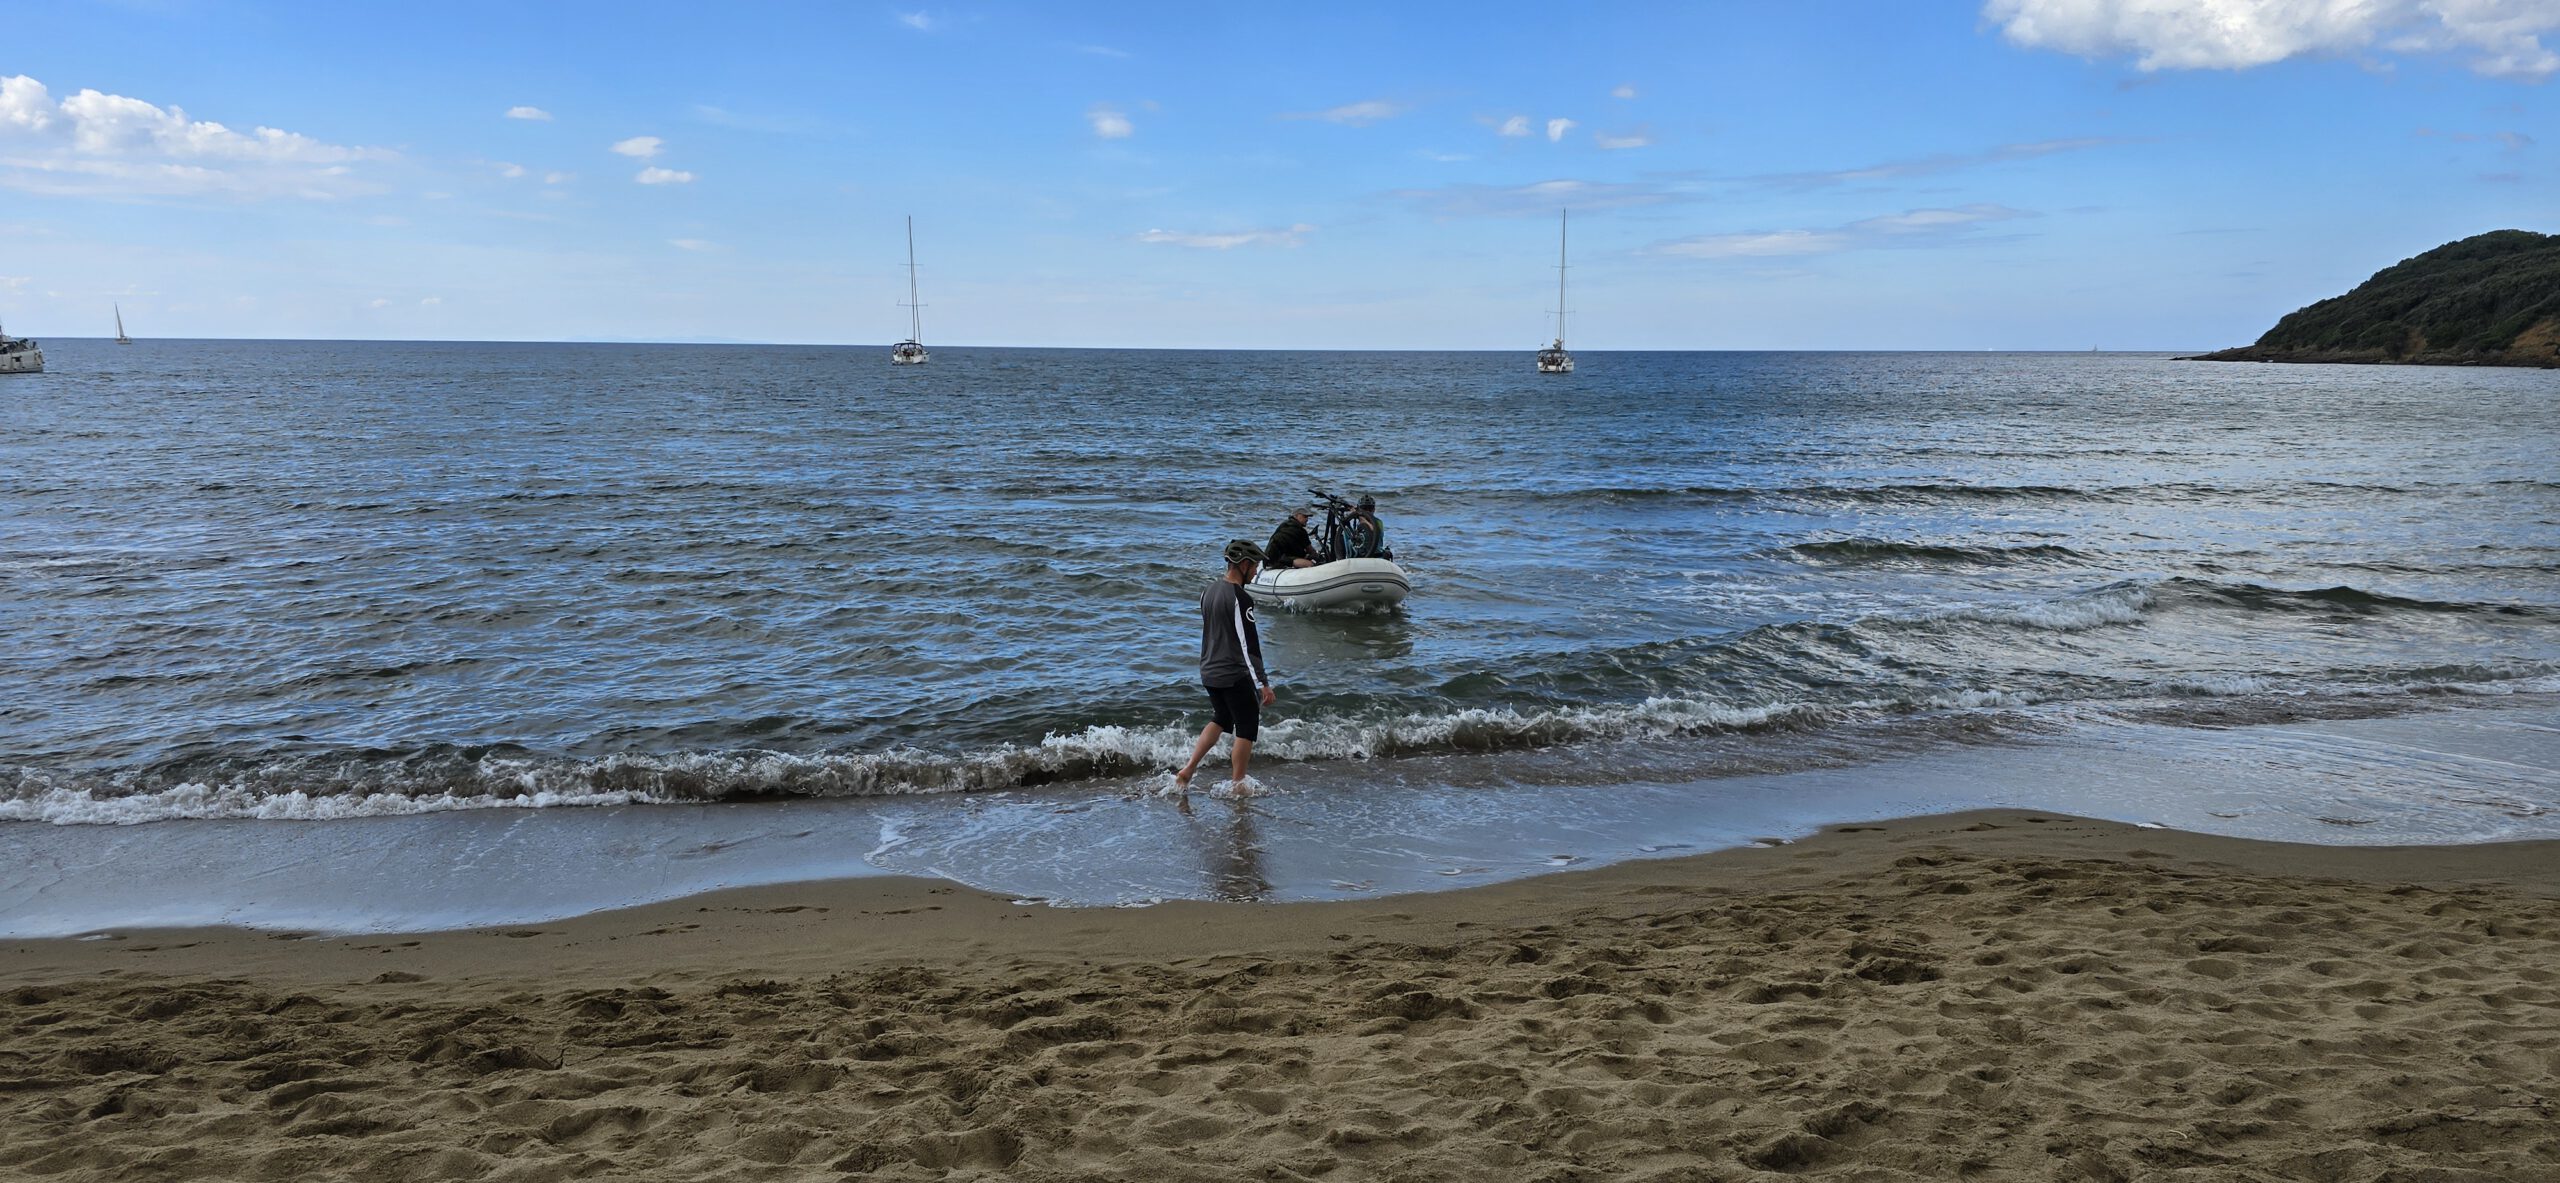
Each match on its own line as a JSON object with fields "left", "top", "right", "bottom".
{"left": 2, "top": 0, "right": 2555, "bottom": 349}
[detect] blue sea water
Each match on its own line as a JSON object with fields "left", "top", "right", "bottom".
{"left": 2, "top": 340, "right": 2555, "bottom": 929}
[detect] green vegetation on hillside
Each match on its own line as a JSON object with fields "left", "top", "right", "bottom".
{"left": 2190, "top": 230, "right": 2560, "bottom": 368}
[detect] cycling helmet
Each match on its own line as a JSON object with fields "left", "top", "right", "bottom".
{"left": 1357, "top": 495, "right": 1375, "bottom": 511}
{"left": 1223, "top": 538, "right": 1267, "bottom": 567}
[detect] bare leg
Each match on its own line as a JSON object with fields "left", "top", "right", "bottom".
{"left": 1174, "top": 723, "right": 1223, "bottom": 790}
{"left": 1227, "top": 736, "right": 1254, "bottom": 792}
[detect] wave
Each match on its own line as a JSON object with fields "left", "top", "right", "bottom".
{"left": 13, "top": 662, "right": 2555, "bottom": 829}
{"left": 1918, "top": 581, "right": 2156, "bottom": 632}
{"left": 1784, "top": 538, "right": 2091, "bottom": 568}
{"left": 0, "top": 690, "right": 2028, "bottom": 826}
{"left": 1404, "top": 480, "right": 2114, "bottom": 506}
{"left": 2168, "top": 579, "right": 2560, "bottom": 621}
{"left": 7, "top": 572, "right": 2552, "bottom": 827}
{"left": 1404, "top": 478, "right": 2469, "bottom": 509}
{"left": 1900, "top": 576, "right": 2559, "bottom": 634}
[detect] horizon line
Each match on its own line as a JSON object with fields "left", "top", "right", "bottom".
{"left": 9, "top": 337, "right": 2213, "bottom": 353}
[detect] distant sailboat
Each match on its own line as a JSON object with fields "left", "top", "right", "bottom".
{"left": 890, "top": 216, "right": 929, "bottom": 366}
{"left": 114, "top": 304, "right": 132, "bottom": 345}
{"left": 0, "top": 319, "right": 41, "bottom": 374}
{"left": 1536, "top": 209, "right": 1573, "bottom": 374}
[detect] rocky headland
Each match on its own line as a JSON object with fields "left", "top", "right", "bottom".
{"left": 2187, "top": 229, "right": 2559, "bottom": 368}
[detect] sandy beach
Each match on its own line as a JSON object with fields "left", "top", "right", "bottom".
{"left": 5, "top": 809, "right": 2556, "bottom": 1182}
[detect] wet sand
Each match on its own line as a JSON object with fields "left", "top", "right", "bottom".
{"left": 5, "top": 809, "right": 2557, "bottom": 1181}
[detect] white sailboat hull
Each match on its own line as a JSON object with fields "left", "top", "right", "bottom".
{"left": 0, "top": 342, "right": 41, "bottom": 374}
{"left": 1247, "top": 558, "right": 1410, "bottom": 611}
{"left": 1537, "top": 352, "right": 1574, "bottom": 373}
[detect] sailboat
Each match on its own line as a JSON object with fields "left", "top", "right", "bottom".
{"left": 0, "top": 319, "right": 42, "bottom": 374}
{"left": 890, "top": 216, "right": 929, "bottom": 366}
{"left": 1536, "top": 209, "right": 1573, "bottom": 374}
{"left": 114, "top": 304, "right": 132, "bottom": 345}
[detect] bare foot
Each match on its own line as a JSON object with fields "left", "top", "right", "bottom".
{"left": 1172, "top": 770, "right": 1193, "bottom": 792}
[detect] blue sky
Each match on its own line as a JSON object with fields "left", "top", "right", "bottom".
{"left": 2, "top": 1, "right": 2553, "bottom": 348}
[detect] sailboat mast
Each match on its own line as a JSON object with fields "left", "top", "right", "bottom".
{"left": 115, "top": 304, "right": 125, "bottom": 339}
{"left": 904, "top": 216, "right": 923, "bottom": 342}
{"left": 1554, "top": 209, "right": 1569, "bottom": 347}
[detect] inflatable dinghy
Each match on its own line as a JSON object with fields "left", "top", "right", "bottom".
{"left": 1247, "top": 557, "right": 1410, "bottom": 611}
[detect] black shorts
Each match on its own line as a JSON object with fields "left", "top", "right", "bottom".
{"left": 1204, "top": 681, "right": 1261, "bottom": 742}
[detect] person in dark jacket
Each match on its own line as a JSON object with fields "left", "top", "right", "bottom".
{"left": 1265, "top": 506, "right": 1320, "bottom": 569}
{"left": 1173, "top": 539, "right": 1278, "bottom": 793}
{"left": 1344, "top": 495, "right": 1390, "bottom": 559}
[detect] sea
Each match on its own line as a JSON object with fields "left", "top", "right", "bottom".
{"left": 4, "top": 340, "right": 2556, "bottom": 934}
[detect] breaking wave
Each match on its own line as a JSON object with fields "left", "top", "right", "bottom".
{"left": 6, "top": 573, "right": 2552, "bottom": 826}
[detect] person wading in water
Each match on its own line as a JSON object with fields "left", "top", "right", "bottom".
{"left": 1174, "top": 539, "right": 1277, "bottom": 793}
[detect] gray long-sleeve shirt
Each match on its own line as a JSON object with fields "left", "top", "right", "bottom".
{"left": 1198, "top": 578, "right": 1269, "bottom": 689}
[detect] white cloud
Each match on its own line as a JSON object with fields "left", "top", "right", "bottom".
{"left": 1087, "top": 105, "right": 1134, "bottom": 139}
{"left": 367, "top": 298, "right": 392, "bottom": 309}
{"left": 497, "top": 162, "right": 526, "bottom": 178}
{"left": 543, "top": 170, "right": 571, "bottom": 184}
{"left": 420, "top": 296, "right": 442, "bottom": 306}
{"left": 1138, "top": 223, "right": 1316, "bottom": 249}
{"left": 1074, "top": 44, "right": 1132, "bottom": 58}
{"left": 1419, "top": 149, "right": 1472, "bottom": 162}
{"left": 0, "top": 74, "right": 391, "bottom": 200}
{"left": 1756, "top": 137, "right": 2139, "bottom": 187}
{"left": 1595, "top": 130, "right": 1651, "bottom": 150}
{"left": 1611, "top": 84, "right": 1638, "bottom": 99}
{"left": 1654, "top": 204, "right": 2031, "bottom": 259}
{"left": 1986, "top": 0, "right": 2560, "bottom": 80}
{"left": 1545, "top": 118, "right": 1577, "bottom": 143}
{"left": 1393, "top": 177, "right": 1691, "bottom": 217}
{"left": 1850, "top": 204, "right": 2027, "bottom": 233}
{"left": 635, "top": 166, "right": 695, "bottom": 184}
{"left": 1, "top": 76, "right": 53, "bottom": 132}
{"left": 2418, "top": 126, "right": 2536, "bottom": 150}
{"left": 610, "top": 135, "right": 663, "bottom": 159}
{"left": 670, "top": 238, "right": 714, "bottom": 251}
{"left": 1496, "top": 115, "right": 1533, "bottom": 137}
{"left": 1286, "top": 99, "right": 1405, "bottom": 125}
{"left": 505, "top": 106, "right": 554, "bottom": 121}
{"left": 1657, "top": 230, "right": 1849, "bottom": 259}
{"left": 899, "top": 10, "right": 933, "bottom": 31}
{"left": 42, "top": 83, "right": 379, "bottom": 163}
{"left": 0, "top": 275, "right": 31, "bottom": 290}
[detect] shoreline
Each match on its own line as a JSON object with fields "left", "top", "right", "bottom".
{"left": 9, "top": 807, "right": 2560, "bottom": 984}
{"left": 9, "top": 701, "right": 2556, "bottom": 941}
{"left": 8, "top": 810, "right": 2559, "bottom": 1179}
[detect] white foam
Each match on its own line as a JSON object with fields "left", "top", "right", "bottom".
{"left": 1916, "top": 688, "right": 2038, "bottom": 710}
{"left": 1931, "top": 583, "right": 2154, "bottom": 632}
{"left": 2166, "top": 673, "right": 2279, "bottom": 697}
{"left": 0, "top": 695, "right": 1862, "bottom": 825}
{"left": 0, "top": 781, "right": 673, "bottom": 826}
